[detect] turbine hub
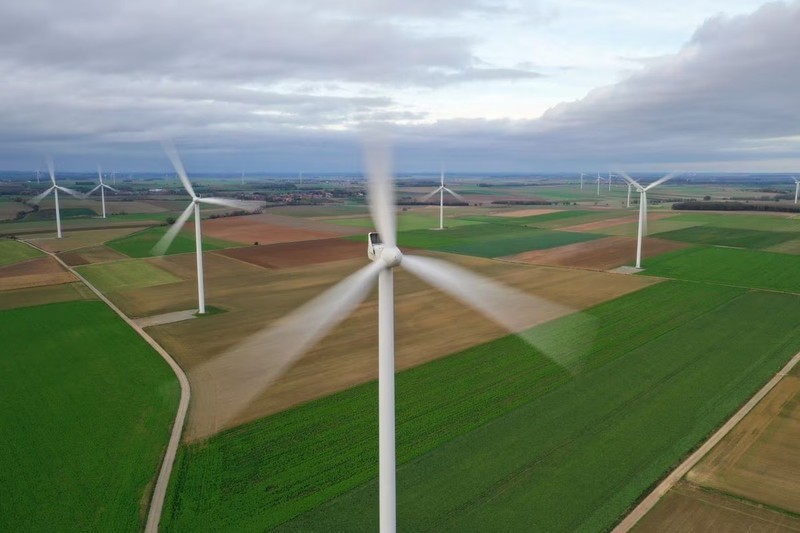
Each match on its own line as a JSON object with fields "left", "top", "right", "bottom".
{"left": 381, "top": 246, "right": 403, "bottom": 268}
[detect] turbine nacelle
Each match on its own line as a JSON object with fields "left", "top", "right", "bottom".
{"left": 367, "top": 232, "right": 403, "bottom": 267}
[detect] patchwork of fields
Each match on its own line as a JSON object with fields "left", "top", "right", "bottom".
{"left": 107, "top": 226, "right": 239, "bottom": 258}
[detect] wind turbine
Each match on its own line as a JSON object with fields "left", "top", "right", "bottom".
{"left": 580, "top": 173, "right": 585, "bottom": 190}
{"left": 85, "top": 165, "right": 120, "bottom": 218}
{"left": 421, "top": 168, "right": 467, "bottom": 229}
{"left": 595, "top": 173, "right": 604, "bottom": 196}
{"left": 625, "top": 180, "right": 632, "bottom": 208}
{"left": 607, "top": 172, "right": 612, "bottom": 191}
{"left": 29, "top": 159, "right": 83, "bottom": 239}
{"left": 152, "top": 144, "right": 259, "bottom": 314}
{"left": 195, "top": 142, "right": 592, "bottom": 533}
{"left": 792, "top": 177, "right": 799, "bottom": 204}
{"left": 618, "top": 171, "right": 678, "bottom": 268}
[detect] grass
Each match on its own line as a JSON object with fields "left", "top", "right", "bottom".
{"left": 384, "top": 224, "right": 603, "bottom": 258}
{"left": 656, "top": 226, "right": 798, "bottom": 249}
{"left": 461, "top": 210, "right": 593, "bottom": 226}
{"left": 0, "top": 239, "right": 43, "bottom": 266}
{"left": 0, "top": 300, "right": 179, "bottom": 531}
{"left": 162, "top": 281, "right": 800, "bottom": 531}
{"left": 641, "top": 246, "right": 800, "bottom": 293}
{"left": 76, "top": 259, "right": 181, "bottom": 292}
{"left": 106, "top": 226, "right": 239, "bottom": 258}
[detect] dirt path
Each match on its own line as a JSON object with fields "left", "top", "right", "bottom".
{"left": 613, "top": 347, "right": 800, "bottom": 532}
{"left": 22, "top": 240, "right": 190, "bottom": 533}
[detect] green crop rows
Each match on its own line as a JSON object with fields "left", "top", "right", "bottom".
{"left": 76, "top": 259, "right": 182, "bottom": 292}
{"left": 162, "top": 281, "right": 800, "bottom": 531}
{"left": 642, "top": 246, "right": 800, "bottom": 293}
{"left": 0, "top": 239, "right": 43, "bottom": 266}
{"left": 656, "top": 225, "right": 798, "bottom": 249}
{"left": 0, "top": 300, "right": 179, "bottom": 531}
{"left": 106, "top": 226, "right": 239, "bottom": 258}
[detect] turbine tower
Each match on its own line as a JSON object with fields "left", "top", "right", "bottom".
{"left": 618, "top": 171, "right": 678, "bottom": 268}
{"left": 580, "top": 173, "right": 585, "bottom": 190}
{"left": 792, "top": 177, "right": 799, "bottom": 204}
{"left": 85, "top": 165, "right": 120, "bottom": 218}
{"left": 195, "top": 142, "right": 592, "bottom": 533}
{"left": 608, "top": 172, "right": 612, "bottom": 191}
{"left": 29, "top": 159, "right": 83, "bottom": 239}
{"left": 152, "top": 144, "right": 259, "bottom": 314}
{"left": 421, "top": 168, "right": 467, "bottom": 230}
{"left": 595, "top": 173, "right": 604, "bottom": 196}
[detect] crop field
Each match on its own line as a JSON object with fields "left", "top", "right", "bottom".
{"left": 0, "top": 300, "right": 179, "bottom": 531}
{"left": 0, "top": 239, "right": 43, "bottom": 266}
{"left": 76, "top": 258, "right": 182, "bottom": 292}
{"left": 161, "top": 283, "right": 800, "bottom": 531}
{"left": 599, "top": 216, "right": 705, "bottom": 237}
{"left": 0, "top": 282, "right": 95, "bottom": 311}
{"left": 31, "top": 226, "right": 145, "bottom": 253}
{"left": 24, "top": 207, "right": 97, "bottom": 220}
{"left": 58, "top": 245, "right": 129, "bottom": 266}
{"left": 139, "top": 251, "right": 656, "bottom": 440}
{"left": 392, "top": 224, "right": 604, "bottom": 258}
{"left": 656, "top": 225, "right": 798, "bottom": 249}
{"left": 641, "top": 247, "right": 800, "bottom": 293}
{"left": 329, "top": 210, "right": 481, "bottom": 231}
{"left": 187, "top": 214, "right": 353, "bottom": 245}
{"left": 0, "top": 256, "right": 76, "bottom": 291}
{"left": 217, "top": 238, "right": 365, "bottom": 269}
{"left": 106, "top": 226, "right": 239, "bottom": 258}
{"left": 559, "top": 212, "right": 677, "bottom": 233}
{"left": 508, "top": 236, "right": 688, "bottom": 270}
{"left": 766, "top": 238, "right": 800, "bottom": 255}
{"left": 267, "top": 204, "right": 371, "bottom": 217}
{"left": 673, "top": 212, "right": 800, "bottom": 232}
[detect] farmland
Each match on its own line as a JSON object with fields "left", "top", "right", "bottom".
{"left": 0, "top": 300, "right": 179, "bottom": 531}
{"left": 161, "top": 282, "right": 800, "bottom": 531}
{"left": 106, "top": 226, "right": 239, "bottom": 258}
{"left": 656, "top": 225, "right": 798, "bottom": 249}
{"left": 76, "top": 259, "right": 182, "bottom": 292}
{"left": 0, "top": 239, "right": 43, "bottom": 266}
{"left": 641, "top": 246, "right": 800, "bottom": 293}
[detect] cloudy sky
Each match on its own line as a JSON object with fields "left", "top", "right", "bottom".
{"left": 0, "top": 0, "right": 798, "bottom": 172}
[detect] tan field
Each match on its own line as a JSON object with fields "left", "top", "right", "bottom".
{"left": 0, "top": 256, "right": 76, "bottom": 291}
{"left": 633, "top": 482, "right": 800, "bottom": 532}
{"left": 507, "top": 236, "right": 688, "bottom": 271}
{"left": 560, "top": 212, "right": 677, "bottom": 232}
{"left": 0, "top": 282, "right": 95, "bottom": 311}
{"left": 494, "top": 208, "right": 563, "bottom": 218}
{"left": 31, "top": 227, "right": 144, "bottom": 253}
{"left": 120, "top": 250, "right": 661, "bottom": 440}
{"left": 58, "top": 245, "right": 129, "bottom": 266}
{"left": 186, "top": 214, "right": 354, "bottom": 245}
{"left": 218, "top": 238, "right": 364, "bottom": 269}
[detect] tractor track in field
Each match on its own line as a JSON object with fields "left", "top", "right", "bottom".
{"left": 22, "top": 239, "right": 190, "bottom": 533}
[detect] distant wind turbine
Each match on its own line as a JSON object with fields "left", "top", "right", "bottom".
{"left": 85, "top": 165, "right": 120, "bottom": 218}
{"left": 421, "top": 168, "right": 467, "bottom": 230}
{"left": 580, "top": 173, "right": 585, "bottom": 190}
{"left": 595, "top": 173, "right": 604, "bottom": 196}
{"left": 618, "top": 171, "right": 678, "bottom": 268}
{"left": 29, "top": 159, "right": 83, "bottom": 239}
{"left": 608, "top": 172, "right": 612, "bottom": 191}
{"left": 792, "top": 177, "right": 799, "bottom": 204}
{"left": 152, "top": 144, "right": 260, "bottom": 314}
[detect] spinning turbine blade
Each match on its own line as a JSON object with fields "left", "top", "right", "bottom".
{"left": 364, "top": 139, "right": 396, "bottom": 247}
{"left": 86, "top": 184, "right": 102, "bottom": 197}
{"left": 645, "top": 172, "right": 678, "bottom": 191}
{"left": 97, "top": 164, "right": 104, "bottom": 184}
{"left": 616, "top": 171, "right": 643, "bottom": 191}
{"left": 56, "top": 186, "right": 84, "bottom": 199}
{"left": 194, "top": 261, "right": 384, "bottom": 427}
{"left": 152, "top": 202, "right": 195, "bottom": 256}
{"left": 104, "top": 184, "right": 120, "bottom": 193}
{"left": 30, "top": 187, "right": 55, "bottom": 204}
{"left": 163, "top": 141, "right": 196, "bottom": 198}
{"left": 421, "top": 187, "right": 443, "bottom": 202}
{"left": 46, "top": 157, "right": 56, "bottom": 185}
{"left": 401, "top": 254, "right": 594, "bottom": 368}
{"left": 443, "top": 187, "right": 468, "bottom": 204}
{"left": 197, "top": 197, "right": 260, "bottom": 210}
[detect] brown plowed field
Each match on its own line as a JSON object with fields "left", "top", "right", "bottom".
{"left": 186, "top": 214, "right": 356, "bottom": 245}
{"left": 127, "top": 251, "right": 660, "bottom": 440}
{"left": 687, "top": 373, "right": 800, "bottom": 515}
{"left": 32, "top": 227, "right": 145, "bottom": 252}
{"left": 633, "top": 482, "right": 800, "bottom": 532}
{"left": 0, "top": 283, "right": 95, "bottom": 311}
{"left": 507, "top": 236, "right": 688, "bottom": 270}
{"left": 560, "top": 212, "right": 676, "bottom": 232}
{"left": 216, "top": 238, "right": 364, "bottom": 269}
{"left": 0, "top": 256, "right": 76, "bottom": 291}
{"left": 58, "top": 245, "right": 129, "bottom": 266}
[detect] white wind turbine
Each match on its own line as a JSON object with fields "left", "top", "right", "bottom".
{"left": 421, "top": 168, "right": 467, "bottom": 230}
{"left": 152, "top": 144, "right": 259, "bottom": 314}
{"left": 595, "top": 173, "right": 605, "bottom": 196}
{"left": 792, "top": 177, "right": 799, "bottom": 204}
{"left": 580, "top": 173, "right": 585, "bottom": 190}
{"left": 29, "top": 159, "right": 83, "bottom": 239}
{"left": 85, "top": 165, "right": 120, "bottom": 218}
{"left": 607, "top": 172, "right": 612, "bottom": 191}
{"left": 618, "top": 171, "right": 678, "bottom": 268}
{"left": 195, "top": 142, "right": 593, "bottom": 533}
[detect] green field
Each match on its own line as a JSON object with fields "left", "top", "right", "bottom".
{"left": 106, "top": 226, "right": 239, "bottom": 258}
{"left": 0, "top": 239, "right": 43, "bottom": 266}
{"left": 656, "top": 226, "right": 798, "bottom": 249}
{"left": 672, "top": 212, "right": 800, "bottom": 232}
{"left": 641, "top": 247, "right": 800, "bottom": 293}
{"left": 162, "top": 281, "right": 800, "bottom": 531}
{"left": 331, "top": 212, "right": 481, "bottom": 231}
{"left": 461, "top": 210, "right": 594, "bottom": 226}
{"left": 24, "top": 207, "right": 97, "bottom": 221}
{"left": 76, "top": 259, "right": 182, "bottom": 292}
{"left": 389, "top": 224, "right": 603, "bottom": 258}
{"left": 0, "top": 300, "right": 179, "bottom": 531}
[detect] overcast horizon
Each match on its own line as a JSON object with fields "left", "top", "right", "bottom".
{"left": 1, "top": 0, "right": 798, "bottom": 173}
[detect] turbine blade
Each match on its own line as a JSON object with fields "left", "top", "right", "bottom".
{"left": 193, "top": 260, "right": 383, "bottom": 428}
{"left": 645, "top": 172, "right": 679, "bottom": 191}
{"left": 30, "top": 187, "right": 55, "bottom": 205}
{"left": 97, "top": 164, "right": 103, "bottom": 184}
{"left": 363, "top": 139, "right": 396, "bottom": 247}
{"left": 46, "top": 157, "right": 55, "bottom": 185}
{"left": 443, "top": 187, "right": 468, "bottom": 204}
{"left": 162, "top": 141, "right": 196, "bottom": 198}
{"left": 421, "top": 187, "right": 443, "bottom": 202}
{"left": 198, "top": 197, "right": 260, "bottom": 211}
{"left": 86, "top": 184, "right": 102, "bottom": 196}
{"left": 103, "top": 184, "right": 120, "bottom": 193}
{"left": 402, "top": 254, "right": 595, "bottom": 368}
{"left": 151, "top": 202, "right": 195, "bottom": 256}
{"left": 615, "top": 170, "right": 644, "bottom": 191}
{"left": 56, "top": 186, "right": 83, "bottom": 199}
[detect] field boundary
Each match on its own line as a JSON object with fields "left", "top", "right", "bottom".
{"left": 22, "top": 239, "right": 191, "bottom": 533}
{"left": 613, "top": 346, "right": 800, "bottom": 532}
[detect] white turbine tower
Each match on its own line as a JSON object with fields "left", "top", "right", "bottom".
{"left": 580, "top": 173, "right": 585, "bottom": 190}
{"left": 152, "top": 144, "right": 259, "bottom": 314}
{"left": 195, "top": 142, "right": 593, "bottom": 533}
{"left": 595, "top": 173, "right": 604, "bottom": 196}
{"left": 608, "top": 172, "right": 612, "bottom": 191}
{"left": 421, "top": 169, "right": 467, "bottom": 230}
{"left": 29, "top": 159, "right": 83, "bottom": 239}
{"left": 792, "top": 177, "right": 799, "bottom": 204}
{"left": 85, "top": 165, "right": 120, "bottom": 218}
{"left": 618, "top": 171, "right": 678, "bottom": 269}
